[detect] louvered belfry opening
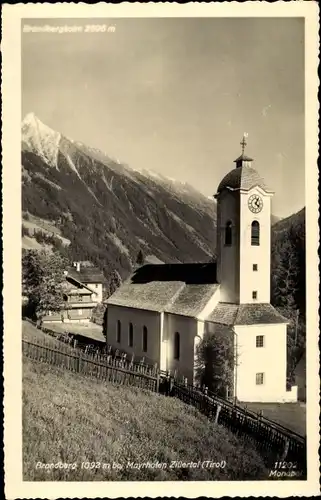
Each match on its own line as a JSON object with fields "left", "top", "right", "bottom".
{"left": 251, "top": 220, "right": 260, "bottom": 246}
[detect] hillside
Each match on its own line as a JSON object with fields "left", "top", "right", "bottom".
{"left": 271, "top": 207, "right": 305, "bottom": 317}
{"left": 22, "top": 113, "right": 305, "bottom": 315}
{"left": 23, "top": 356, "right": 268, "bottom": 481}
{"left": 22, "top": 113, "right": 216, "bottom": 280}
{"left": 272, "top": 207, "right": 305, "bottom": 236}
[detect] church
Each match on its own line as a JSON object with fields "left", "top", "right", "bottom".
{"left": 106, "top": 137, "right": 298, "bottom": 403}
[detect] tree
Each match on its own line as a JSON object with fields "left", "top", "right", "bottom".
{"left": 22, "top": 250, "right": 68, "bottom": 321}
{"left": 195, "top": 325, "right": 236, "bottom": 398}
{"left": 104, "top": 269, "right": 122, "bottom": 300}
{"left": 272, "top": 237, "right": 299, "bottom": 309}
{"left": 136, "top": 249, "right": 145, "bottom": 266}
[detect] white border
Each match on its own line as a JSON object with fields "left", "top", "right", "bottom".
{"left": 2, "top": 2, "right": 320, "bottom": 498}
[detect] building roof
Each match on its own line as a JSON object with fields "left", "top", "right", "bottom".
{"left": 165, "top": 284, "right": 219, "bottom": 317}
{"left": 206, "top": 303, "right": 289, "bottom": 326}
{"left": 67, "top": 266, "right": 105, "bottom": 284}
{"left": 65, "top": 276, "right": 97, "bottom": 295}
{"left": 234, "top": 154, "right": 254, "bottom": 163}
{"left": 107, "top": 263, "right": 219, "bottom": 317}
{"left": 217, "top": 165, "right": 271, "bottom": 194}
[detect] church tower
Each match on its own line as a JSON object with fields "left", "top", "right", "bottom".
{"left": 214, "top": 135, "right": 274, "bottom": 304}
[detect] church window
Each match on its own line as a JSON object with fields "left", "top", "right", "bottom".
{"left": 251, "top": 221, "right": 260, "bottom": 246}
{"left": 253, "top": 264, "right": 258, "bottom": 271}
{"left": 142, "top": 326, "right": 148, "bottom": 352}
{"left": 256, "top": 372, "right": 264, "bottom": 385}
{"left": 128, "top": 323, "right": 133, "bottom": 347}
{"left": 174, "top": 332, "right": 180, "bottom": 360}
{"left": 256, "top": 335, "right": 264, "bottom": 348}
{"left": 252, "top": 291, "right": 258, "bottom": 300}
{"left": 116, "top": 320, "right": 121, "bottom": 343}
{"left": 225, "top": 221, "right": 232, "bottom": 246}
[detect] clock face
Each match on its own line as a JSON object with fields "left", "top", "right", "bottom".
{"left": 248, "top": 194, "right": 263, "bottom": 213}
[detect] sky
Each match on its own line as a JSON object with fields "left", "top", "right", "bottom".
{"left": 22, "top": 17, "right": 305, "bottom": 217}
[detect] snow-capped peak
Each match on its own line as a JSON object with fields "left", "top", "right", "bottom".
{"left": 22, "top": 111, "right": 37, "bottom": 126}
{"left": 22, "top": 112, "right": 61, "bottom": 169}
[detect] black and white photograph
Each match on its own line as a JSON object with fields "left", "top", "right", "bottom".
{"left": 2, "top": 3, "right": 319, "bottom": 498}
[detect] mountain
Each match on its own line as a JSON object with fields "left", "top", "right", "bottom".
{"left": 22, "top": 114, "right": 217, "bottom": 280}
{"left": 271, "top": 207, "right": 306, "bottom": 317}
{"left": 272, "top": 207, "right": 305, "bottom": 235}
{"left": 271, "top": 214, "right": 281, "bottom": 226}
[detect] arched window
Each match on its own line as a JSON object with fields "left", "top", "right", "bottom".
{"left": 128, "top": 322, "right": 133, "bottom": 347}
{"left": 142, "top": 326, "right": 148, "bottom": 353}
{"left": 251, "top": 221, "right": 260, "bottom": 246}
{"left": 116, "top": 320, "right": 121, "bottom": 343}
{"left": 174, "top": 332, "right": 180, "bottom": 360}
{"left": 225, "top": 221, "right": 232, "bottom": 246}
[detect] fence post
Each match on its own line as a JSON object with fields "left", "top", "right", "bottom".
{"left": 78, "top": 350, "right": 82, "bottom": 373}
{"left": 202, "top": 386, "right": 208, "bottom": 413}
{"left": 169, "top": 375, "right": 174, "bottom": 395}
{"left": 215, "top": 404, "right": 222, "bottom": 424}
{"left": 156, "top": 371, "right": 160, "bottom": 393}
{"left": 166, "top": 370, "right": 171, "bottom": 396}
{"left": 281, "top": 438, "right": 290, "bottom": 461}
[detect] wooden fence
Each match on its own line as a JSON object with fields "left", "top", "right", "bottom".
{"left": 39, "top": 324, "right": 158, "bottom": 373}
{"left": 170, "top": 379, "right": 306, "bottom": 473}
{"left": 23, "top": 323, "right": 306, "bottom": 473}
{"left": 22, "top": 339, "right": 159, "bottom": 393}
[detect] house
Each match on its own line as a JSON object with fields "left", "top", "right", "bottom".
{"left": 106, "top": 138, "right": 298, "bottom": 403}
{"left": 42, "top": 261, "right": 105, "bottom": 324}
{"left": 68, "top": 262, "right": 104, "bottom": 303}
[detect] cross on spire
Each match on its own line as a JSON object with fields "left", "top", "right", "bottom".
{"left": 240, "top": 133, "right": 248, "bottom": 154}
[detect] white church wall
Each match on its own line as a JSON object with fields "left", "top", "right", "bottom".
{"left": 217, "top": 191, "right": 240, "bottom": 303}
{"left": 239, "top": 187, "right": 273, "bottom": 304}
{"left": 107, "top": 305, "right": 161, "bottom": 366}
{"left": 166, "top": 313, "right": 198, "bottom": 383}
{"left": 235, "top": 322, "right": 293, "bottom": 403}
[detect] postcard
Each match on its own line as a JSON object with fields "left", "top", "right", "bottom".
{"left": 2, "top": 2, "right": 320, "bottom": 498}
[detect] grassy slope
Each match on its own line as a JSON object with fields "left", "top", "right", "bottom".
{"left": 23, "top": 358, "right": 268, "bottom": 481}
{"left": 43, "top": 320, "right": 105, "bottom": 342}
{"left": 22, "top": 320, "right": 77, "bottom": 354}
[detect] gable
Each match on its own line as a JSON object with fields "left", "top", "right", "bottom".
{"left": 66, "top": 275, "right": 96, "bottom": 294}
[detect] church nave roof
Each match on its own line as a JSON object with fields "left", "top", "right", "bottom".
{"left": 107, "top": 262, "right": 219, "bottom": 317}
